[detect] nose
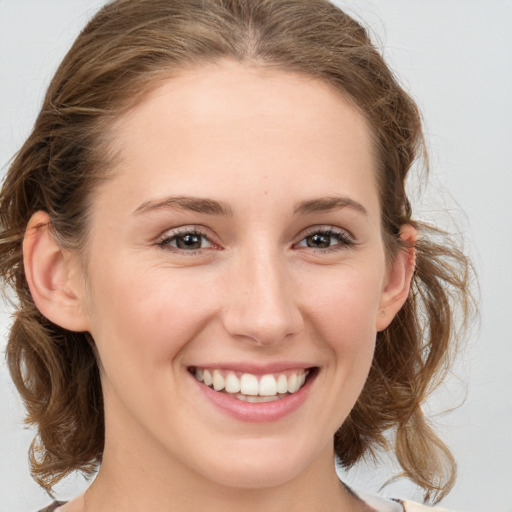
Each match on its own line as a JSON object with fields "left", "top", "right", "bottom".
{"left": 221, "top": 248, "right": 303, "bottom": 346}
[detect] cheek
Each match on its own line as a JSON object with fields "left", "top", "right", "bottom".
{"left": 293, "top": 265, "right": 384, "bottom": 431}
{"left": 300, "top": 264, "right": 384, "bottom": 352}
{"left": 85, "top": 262, "right": 217, "bottom": 374}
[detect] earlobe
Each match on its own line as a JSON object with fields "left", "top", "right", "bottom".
{"left": 23, "top": 211, "right": 90, "bottom": 332}
{"left": 376, "top": 224, "right": 417, "bottom": 332}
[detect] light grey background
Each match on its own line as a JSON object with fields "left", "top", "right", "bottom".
{"left": 1, "top": 1, "right": 511, "bottom": 511}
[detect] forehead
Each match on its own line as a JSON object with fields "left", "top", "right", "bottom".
{"left": 101, "top": 60, "right": 379, "bottom": 218}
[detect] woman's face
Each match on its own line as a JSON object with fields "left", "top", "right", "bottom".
{"left": 76, "top": 61, "right": 406, "bottom": 488}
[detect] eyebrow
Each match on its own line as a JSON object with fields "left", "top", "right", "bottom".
{"left": 293, "top": 196, "right": 368, "bottom": 216}
{"left": 133, "top": 196, "right": 234, "bottom": 216}
{"left": 133, "top": 194, "right": 367, "bottom": 217}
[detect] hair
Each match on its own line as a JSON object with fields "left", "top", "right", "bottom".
{"left": 0, "top": 0, "right": 473, "bottom": 503}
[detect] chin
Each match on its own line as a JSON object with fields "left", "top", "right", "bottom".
{"left": 201, "top": 460, "right": 301, "bottom": 490}
{"left": 190, "top": 437, "right": 322, "bottom": 490}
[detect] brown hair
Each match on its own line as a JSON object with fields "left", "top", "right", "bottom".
{"left": 0, "top": 0, "right": 473, "bottom": 502}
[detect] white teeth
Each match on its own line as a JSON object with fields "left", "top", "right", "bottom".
{"left": 225, "top": 372, "right": 241, "bottom": 393}
{"left": 245, "top": 395, "right": 261, "bottom": 403}
{"left": 276, "top": 374, "right": 288, "bottom": 394}
{"left": 259, "top": 374, "right": 277, "bottom": 396}
{"left": 192, "top": 367, "right": 310, "bottom": 399}
{"left": 212, "top": 370, "right": 225, "bottom": 391}
{"left": 245, "top": 394, "right": 280, "bottom": 403}
{"left": 240, "top": 373, "right": 259, "bottom": 395}
{"left": 203, "top": 369, "right": 213, "bottom": 386}
{"left": 287, "top": 373, "right": 298, "bottom": 393}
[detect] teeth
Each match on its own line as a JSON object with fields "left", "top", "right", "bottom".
{"left": 240, "top": 373, "right": 259, "bottom": 395}
{"left": 235, "top": 393, "right": 283, "bottom": 403}
{"left": 212, "top": 370, "right": 225, "bottom": 391}
{"left": 287, "top": 373, "right": 298, "bottom": 393}
{"left": 276, "top": 374, "right": 288, "bottom": 394}
{"left": 203, "top": 369, "right": 213, "bottom": 386}
{"left": 259, "top": 374, "right": 277, "bottom": 396}
{"left": 192, "top": 367, "right": 310, "bottom": 399}
{"left": 225, "top": 372, "right": 241, "bottom": 393}
{"left": 245, "top": 394, "right": 281, "bottom": 403}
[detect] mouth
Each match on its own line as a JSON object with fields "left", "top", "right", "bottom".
{"left": 188, "top": 367, "right": 315, "bottom": 404}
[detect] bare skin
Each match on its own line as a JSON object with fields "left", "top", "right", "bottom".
{"left": 26, "top": 61, "right": 414, "bottom": 512}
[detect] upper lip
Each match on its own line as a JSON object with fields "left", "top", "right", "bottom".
{"left": 188, "top": 361, "right": 315, "bottom": 375}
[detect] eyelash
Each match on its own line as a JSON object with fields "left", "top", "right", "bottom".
{"left": 157, "top": 226, "right": 356, "bottom": 255}
{"left": 294, "top": 227, "right": 356, "bottom": 253}
{"left": 157, "top": 227, "right": 216, "bottom": 255}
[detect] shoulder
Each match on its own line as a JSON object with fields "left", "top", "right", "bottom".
{"left": 353, "top": 487, "right": 454, "bottom": 512}
{"left": 36, "top": 502, "right": 66, "bottom": 512}
{"left": 401, "top": 500, "right": 453, "bottom": 512}
{"left": 349, "top": 486, "right": 403, "bottom": 511}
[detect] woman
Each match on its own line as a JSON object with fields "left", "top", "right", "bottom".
{"left": 0, "top": 0, "right": 471, "bottom": 511}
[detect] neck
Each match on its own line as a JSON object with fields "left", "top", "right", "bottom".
{"left": 80, "top": 392, "right": 367, "bottom": 512}
{"left": 82, "top": 434, "right": 361, "bottom": 512}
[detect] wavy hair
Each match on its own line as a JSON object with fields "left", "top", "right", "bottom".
{"left": 0, "top": 0, "right": 473, "bottom": 502}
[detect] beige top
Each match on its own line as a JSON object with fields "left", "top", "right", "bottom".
{"left": 402, "top": 501, "right": 452, "bottom": 512}
{"left": 354, "top": 488, "right": 452, "bottom": 512}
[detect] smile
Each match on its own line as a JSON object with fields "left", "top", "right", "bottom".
{"left": 190, "top": 367, "right": 310, "bottom": 403}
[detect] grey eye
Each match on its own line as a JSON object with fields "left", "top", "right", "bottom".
{"left": 174, "top": 233, "right": 205, "bottom": 250}
{"left": 297, "top": 229, "right": 353, "bottom": 250}
{"left": 304, "top": 233, "right": 333, "bottom": 248}
{"left": 160, "top": 230, "right": 213, "bottom": 251}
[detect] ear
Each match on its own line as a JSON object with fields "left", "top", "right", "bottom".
{"left": 376, "top": 224, "right": 417, "bottom": 332}
{"left": 23, "top": 211, "right": 90, "bottom": 332}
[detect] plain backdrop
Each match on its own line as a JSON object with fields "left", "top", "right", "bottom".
{"left": 0, "top": 1, "right": 511, "bottom": 511}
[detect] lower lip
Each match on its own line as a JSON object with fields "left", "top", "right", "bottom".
{"left": 191, "top": 371, "right": 316, "bottom": 423}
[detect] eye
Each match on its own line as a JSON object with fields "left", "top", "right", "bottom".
{"left": 157, "top": 228, "right": 214, "bottom": 252}
{"left": 295, "top": 228, "right": 355, "bottom": 252}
